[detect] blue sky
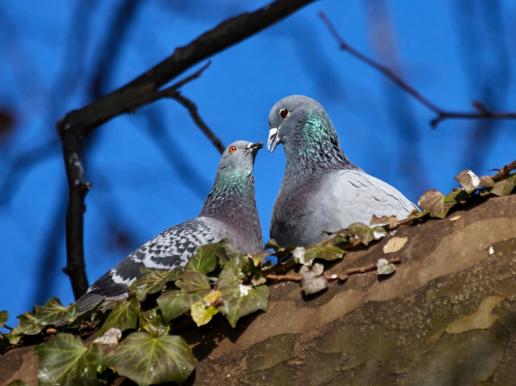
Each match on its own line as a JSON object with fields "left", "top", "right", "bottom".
{"left": 1, "top": 0, "right": 515, "bottom": 324}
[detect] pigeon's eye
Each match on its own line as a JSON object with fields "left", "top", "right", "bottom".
{"left": 228, "top": 145, "right": 238, "bottom": 154}
{"left": 279, "top": 108, "right": 289, "bottom": 119}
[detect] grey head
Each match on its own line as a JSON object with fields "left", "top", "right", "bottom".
{"left": 267, "top": 95, "right": 356, "bottom": 174}
{"left": 200, "top": 140, "right": 263, "bottom": 235}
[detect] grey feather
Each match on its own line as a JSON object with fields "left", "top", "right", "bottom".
{"left": 75, "top": 140, "right": 263, "bottom": 315}
{"left": 267, "top": 95, "right": 417, "bottom": 246}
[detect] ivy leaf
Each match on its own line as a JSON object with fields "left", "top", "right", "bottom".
{"left": 455, "top": 169, "right": 480, "bottom": 193}
{"left": 96, "top": 298, "right": 139, "bottom": 337}
{"left": 347, "top": 222, "right": 386, "bottom": 245}
{"left": 190, "top": 301, "right": 218, "bottom": 327}
{"left": 107, "top": 332, "right": 195, "bottom": 386}
{"left": 11, "top": 312, "right": 45, "bottom": 340}
{"left": 218, "top": 283, "right": 269, "bottom": 328}
{"left": 185, "top": 242, "right": 224, "bottom": 274}
{"left": 129, "top": 269, "right": 182, "bottom": 302}
{"left": 491, "top": 174, "right": 516, "bottom": 197}
{"left": 370, "top": 214, "right": 399, "bottom": 229}
{"left": 157, "top": 290, "right": 191, "bottom": 322}
{"left": 175, "top": 271, "right": 211, "bottom": 292}
{"left": 157, "top": 273, "right": 211, "bottom": 323}
{"left": 0, "top": 310, "right": 7, "bottom": 328}
{"left": 37, "top": 333, "right": 104, "bottom": 386}
{"left": 304, "top": 243, "right": 345, "bottom": 263}
{"left": 217, "top": 258, "right": 243, "bottom": 289}
{"left": 249, "top": 250, "right": 271, "bottom": 266}
{"left": 418, "top": 189, "right": 457, "bottom": 219}
{"left": 35, "top": 297, "right": 77, "bottom": 326}
{"left": 139, "top": 309, "right": 169, "bottom": 337}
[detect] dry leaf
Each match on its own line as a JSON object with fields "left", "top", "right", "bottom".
{"left": 370, "top": 214, "right": 399, "bottom": 229}
{"left": 376, "top": 258, "right": 396, "bottom": 276}
{"left": 382, "top": 237, "right": 408, "bottom": 254}
{"left": 455, "top": 169, "right": 480, "bottom": 193}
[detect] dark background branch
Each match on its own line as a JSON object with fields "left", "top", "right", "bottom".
{"left": 320, "top": 12, "right": 516, "bottom": 128}
{"left": 58, "top": 0, "right": 315, "bottom": 135}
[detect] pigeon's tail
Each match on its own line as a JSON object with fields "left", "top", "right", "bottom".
{"left": 56, "top": 261, "right": 141, "bottom": 327}
{"left": 75, "top": 292, "right": 106, "bottom": 316}
{"left": 75, "top": 265, "right": 136, "bottom": 315}
{"left": 54, "top": 293, "right": 104, "bottom": 328}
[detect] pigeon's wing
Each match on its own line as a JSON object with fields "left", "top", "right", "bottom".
{"left": 76, "top": 218, "right": 220, "bottom": 314}
{"left": 315, "top": 169, "right": 417, "bottom": 229}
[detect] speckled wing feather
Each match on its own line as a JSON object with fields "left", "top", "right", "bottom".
{"left": 76, "top": 217, "right": 221, "bottom": 314}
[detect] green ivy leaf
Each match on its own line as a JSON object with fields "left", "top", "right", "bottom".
{"left": 175, "top": 271, "right": 211, "bottom": 292}
{"left": 35, "top": 297, "right": 77, "bottom": 326}
{"left": 157, "top": 290, "right": 192, "bottom": 322}
{"left": 0, "top": 310, "right": 7, "bottom": 328}
{"left": 185, "top": 242, "right": 225, "bottom": 274}
{"left": 491, "top": 174, "right": 516, "bottom": 197}
{"left": 107, "top": 332, "right": 195, "bottom": 386}
{"left": 129, "top": 269, "right": 182, "bottom": 302}
{"left": 218, "top": 284, "right": 269, "bottom": 328}
{"left": 304, "top": 244, "right": 345, "bottom": 262}
{"left": 37, "top": 333, "right": 104, "bottom": 386}
{"left": 157, "top": 272, "right": 212, "bottom": 323}
{"left": 190, "top": 301, "right": 218, "bottom": 327}
{"left": 11, "top": 312, "right": 44, "bottom": 338}
{"left": 139, "top": 308, "right": 169, "bottom": 337}
{"left": 347, "top": 222, "right": 374, "bottom": 244}
{"left": 217, "top": 258, "right": 243, "bottom": 289}
{"left": 96, "top": 298, "right": 139, "bottom": 337}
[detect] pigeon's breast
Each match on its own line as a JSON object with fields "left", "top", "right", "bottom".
{"left": 270, "top": 175, "right": 326, "bottom": 246}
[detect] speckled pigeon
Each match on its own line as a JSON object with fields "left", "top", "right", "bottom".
{"left": 267, "top": 95, "right": 416, "bottom": 247}
{"left": 76, "top": 140, "right": 263, "bottom": 314}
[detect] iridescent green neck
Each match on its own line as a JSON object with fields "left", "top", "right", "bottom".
{"left": 284, "top": 110, "right": 356, "bottom": 180}
{"left": 200, "top": 168, "right": 254, "bottom": 218}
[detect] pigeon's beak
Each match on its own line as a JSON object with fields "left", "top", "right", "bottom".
{"left": 267, "top": 127, "right": 280, "bottom": 152}
{"left": 246, "top": 142, "right": 263, "bottom": 153}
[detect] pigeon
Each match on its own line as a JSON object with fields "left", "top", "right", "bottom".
{"left": 76, "top": 140, "right": 263, "bottom": 314}
{"left": 267, "top": 95, "right": 416, "bottom": 247}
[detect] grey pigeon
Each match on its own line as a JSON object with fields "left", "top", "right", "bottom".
{"left": 267, "top": 95, "right": 416, "bottom": 247}
{"left": 76, "top": 140, "right": 263, "bottom": 314}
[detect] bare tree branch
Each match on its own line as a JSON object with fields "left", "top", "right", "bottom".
{"left": 63, "top": 0, "right": 144, "bottom": 298}
{"left": 58, "top": 0, "right": 314, "bottom": 134}
{"left": 58, "top": 0, "right": 314, "bottom": 298}
{"left": 320, "top": 12, "right": 516, "bottom": 128}
{"left": 168, "top": 91, "right": 224, "bottom": 154}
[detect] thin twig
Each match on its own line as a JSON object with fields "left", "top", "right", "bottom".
{"left": 266, "top": 257, "right": 402, "bottom": 283}
{"left": 491, "top": 160, "right": 516, "bottom": 182}
{"left": 319, "top": 12, "right": 516, "bottom": 128}
{"left": 265, "top": 273, "right": 302, "bottom": 282}
{"left": 168, "top": 91, "right": 224, "bottom": 154}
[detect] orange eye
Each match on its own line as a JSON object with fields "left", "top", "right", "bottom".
{"left": 228, "top": 145, "right": 237, "bottom": 154}
{"left": 279, "top": 108, "right": 289, "bottom": 119}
